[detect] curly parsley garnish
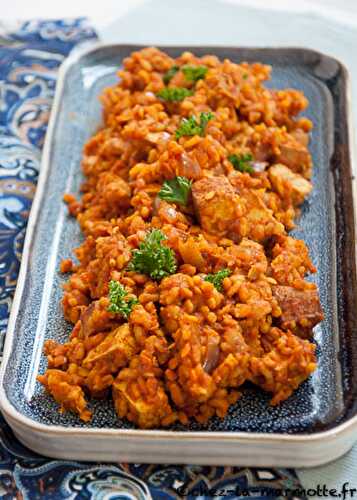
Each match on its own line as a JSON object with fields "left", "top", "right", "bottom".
{"left": 204, "top": 269, "right": 232, "bottom": 292}
{"left": 107, "top": 280, "right": 139, "bottom": 318}
{"left": 163, "top": 65, "right": 179, "bottom": 84}
{"left": 228, "top": 153, "right": 254, "bottom": 174}
{"left": 128, "top": 229, "right": 177, "bottom": 281}
{"left": 158, "top": 176, "right": 192, "bottom": 205}
{"left": 182, "top": 65, "right": 208, "bottom": 82}
{"left": 175, "top": 112, "right": 214, "bottom": 139}
{"left": 156, "top": 87, "right": 193, "bottom": 102}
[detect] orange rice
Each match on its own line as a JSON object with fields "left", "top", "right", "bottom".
{"left": 38, "top": 47, "right": 324, "bottom": 428}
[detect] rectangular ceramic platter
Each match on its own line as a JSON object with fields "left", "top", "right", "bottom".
{"left": 1, "top": 44, "right": 357, "bottom": 467}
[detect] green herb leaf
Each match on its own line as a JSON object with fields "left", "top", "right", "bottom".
{"left": 163, "top": 65, "right": 179, "bottom": 84}
{"left": 204, "top": 269, "right": 232, "bottom": 292}
{"left": 199, "top": 111, "right": 214, "bottom": 131}
{"left": 242, "top": 73, "right": 249, "bottom": 80}
{"left": 128, "top": 229, "right": 177, "bottom": 281}
{"left": 182, "top": 65, "right": 208, "bottom": 82}
{"left": 228, "top": 153, "right": 254, "bottom": 174}
{"left": 107, "top": 280, "right": 139, "bottom": 318}
{"left": 156, "top": 87, "right": 193, "bottom": 102}
{"left": 158, "top": 176, "right": 192, "bottom": 205}
{"left": 175, "top": 112, "right": 214, "bottom": 139}
{"left": 175, "top": 116, "right": 201, "bottom": 139}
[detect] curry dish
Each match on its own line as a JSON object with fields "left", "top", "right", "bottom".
{"left": 38, "top": 47, "right": 324, "bottom": 428}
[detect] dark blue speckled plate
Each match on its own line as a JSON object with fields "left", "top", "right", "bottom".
{"left": 0, "top": 44, "right": 356, "bottom": 466}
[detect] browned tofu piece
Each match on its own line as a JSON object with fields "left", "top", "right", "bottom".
{"left": 230, "top": 237, "right": 268, "bottom": 277}
{"left": 291, "top": 128, "right": 309, "bottom": 147}
{"left": 83, "top": 324, "right": 137, "bottom": 368}
{"left": 192, "top": 176, "right": 285, "bottom": 243}
{"left": 192, "top": 176, "right": 243, "bottom": 235}
{"left": 236, "top": 189, "right": 285, "bottom": 242}
{"left": 79, "top": 301, "right": 111, "bottom": 339}
{"left": 273, "top": 285, "right": 324, "bottom": 337}
{"left": 113, "top": 374, "right": 175, "bottom": 429}
{"left": 250, "top": 328, "right": 317, "bottom": 405}
{"left": 274, "top": 138, "right": 312, "bottom": 178}
{"left": 269, "top": 163, "right": 312, "bottom": 206}
{"left": 212, "top": 327, "right": 250, "bottom": 388}
{"left": 37, "top": 369, "right": 91, "bottom": 422}
{"left": 97, "top": 172, "right": 131, "bottom": 208}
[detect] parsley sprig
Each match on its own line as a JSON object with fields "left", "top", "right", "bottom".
{"left": 182, "top": 65, "right": 208, "bottom": 82}
{"left": 204, "top": 269, "right": 232, "bottom": 292}
{"left": 158, "top": 176, "right": 192, "bottom": 205}
{"left": 128, "top": 229, "right": 177, "bottom": 281}
{"left": 156, "top": 87, "right": 193, "bottom": 102}
{"left": 228, "top": 153, "right": 254, "bottom": 174}
{"left": 175, "top": 112, "right": 214, "bottom": 139}
{"left": 107, "top": 280, "right": 139, "bottom": 318}
{"left": 163, "top": 65, "right": 179, "bottom": 84}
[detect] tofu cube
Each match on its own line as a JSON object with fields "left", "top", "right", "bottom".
{"left": 269, "top": 163, "right": 312, "bottom": 206}
{"left": 192, "top": 176, "right": 242, "bottom": 235}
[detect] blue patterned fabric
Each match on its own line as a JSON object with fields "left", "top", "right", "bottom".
{"left": 0, "top": 19, "right": 305, "bottom": 499}
{"left": 0, "top": 18, "right": 96, "bottom": 350}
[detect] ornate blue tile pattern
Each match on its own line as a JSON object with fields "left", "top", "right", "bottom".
{"left": 0, "top": 18, "right": 96, "bottom": 350}
{"left": 0, "top": 19, "right": 305, "bottom": 498}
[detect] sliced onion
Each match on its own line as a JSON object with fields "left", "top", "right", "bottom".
{"left": 203, "top": 337, "right": 220, "bottom": 374}
{"left": 152, "top": 195, "right": 162, "bottom": 214}
{"left": 251, "top": 161, "right": 269, "bottom": 172}
{"left": 180, "top": 152, "right": 202, "bottom": 179}
{"left": 80, "top": 303, "right": 96, "bottom": 338}
{"left": 146, "top": 131, "right": 171, "bottom": 145}
{"left": 178, "top": 237, "right": 205, "bottom": 269}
